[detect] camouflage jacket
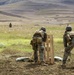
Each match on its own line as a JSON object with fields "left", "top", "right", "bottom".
{"left": 63, "top": 31, "right": 74, "bottom": 47}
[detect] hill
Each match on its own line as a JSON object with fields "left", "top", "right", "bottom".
{"left": 0, "top": 0, "right": 74, "bottom": 25}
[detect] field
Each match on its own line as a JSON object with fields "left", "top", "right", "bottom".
{"left": 0, "top": 23, "right": 74, "bottom": 75}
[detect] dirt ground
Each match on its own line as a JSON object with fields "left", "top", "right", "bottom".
{"left": 0, "top": 50, "right": 74, "bottom": 75}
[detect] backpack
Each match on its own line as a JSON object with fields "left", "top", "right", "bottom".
{"left": 66, "top": 31, "right": 74, "bottom": 42}
{"left": 68, "top": 31, "right": 74, "bottom": 37}
{"left": 32, "top": 30, "right": 43, "bottom": 44}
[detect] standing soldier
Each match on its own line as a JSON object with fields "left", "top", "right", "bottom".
{"left": 30, "top": 27, "right": 47, "bottom": 64}
{"left": 62, "top": 25, "right": 74, "bottom": 68}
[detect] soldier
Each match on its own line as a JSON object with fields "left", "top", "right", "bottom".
{"left": 62, "top": 25, "right": 74, "bottom": 68}
{"left": 30, "top": 27, "right": 47, "bottom": 64}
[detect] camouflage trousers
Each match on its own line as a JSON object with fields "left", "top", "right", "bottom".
{"left": 63, "top": 38, "right": 74, "bottom": 64}
{"left": 33, "top": 44, "right": 44, "bottom": 63}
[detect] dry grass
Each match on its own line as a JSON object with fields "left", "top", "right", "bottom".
{"left": 0, "top": 23, "right": 74, "bottom": 56}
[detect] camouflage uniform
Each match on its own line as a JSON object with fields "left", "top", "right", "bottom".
{"left": 62, "top": 26, "right": 74, "bottom": 66}
{"left": 30, "top": 27, "right": 47, "bottom": 63}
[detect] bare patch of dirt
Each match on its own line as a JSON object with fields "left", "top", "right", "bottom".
{"left": 0, "top": 50, "right": 74, "bottom": 75}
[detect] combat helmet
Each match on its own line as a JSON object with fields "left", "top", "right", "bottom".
{"left": 66, "top": 25, "right": 72, "bottom": 31}
{"left": 40, "top": 27, "right": 46, "bottom": 32}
